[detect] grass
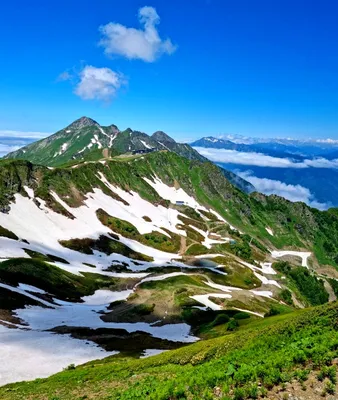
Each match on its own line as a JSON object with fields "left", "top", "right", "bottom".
{"left": 104, "top": 273, "right": 264, "bottom": 330}
{"left": 97, "top": 210, "right": 181, "bottom": 253}
{"left": 0, "top": 225, "right": 18, "bottom": 240}
{"left": 3, "top": 151, "right": 338, "bottom": 269}
{"left": 185, "top": 243, "right": 210, "bottom": 255}
{"left": 59, "top": 234, "right": 153, "bottom": 262}
{"left": 273, "top": 261, "right": 329, "bottom": 306}
{"left": 23, "top": 248, "right": 69, "bottom": 264}
{"left": 2, "top": 302, "right": 338, "bottom": 399}
{"left": 205, "top": 257, "right": 261, "bottom": 289}
{"left": 0, "top": 258, "right": 135, "bottom": 302}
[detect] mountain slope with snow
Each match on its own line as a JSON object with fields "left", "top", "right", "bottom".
{"left": 3, "top": 117, "right": 254, "bottom": 194}
{"left": 0, "top": 150, "right": 336, "bottom": 387}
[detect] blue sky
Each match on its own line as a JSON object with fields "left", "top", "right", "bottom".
{"left": 0, "top": 0, "right": 338, "bottom": 141}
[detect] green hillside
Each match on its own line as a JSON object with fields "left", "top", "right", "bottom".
{"left": 2, "top": 150, "right": 338, "bottom": 268}
{"left": 2, "top": 301, "right": 338, "bottom": 399}
{"left": 3, "top": 117, "right": 254, "bottom": 193}
{"left": 1, "top": 149, "right": 338, "bottom": 398}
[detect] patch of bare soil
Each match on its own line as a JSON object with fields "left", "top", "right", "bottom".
{"left": 317, "top": 267, "right": 338, "bottom": 279}
{"left": 102, "top": 148, "right": 109, "bottom": 158}
{"left": 323, "top": 279, "right": 337, "bottom": 302}
{"left": 266, "top": 369, "right": 338, "bottom": 400}
{"left": 179, "top": 235, "right": 187, "bottom": 255}
{"left": 0, "top": 310, "right": 23, "bottom": 325}
{"left": 51, "top": 326, "right": 184, "bottom": 354}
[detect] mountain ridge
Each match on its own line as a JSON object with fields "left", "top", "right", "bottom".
{"left": 0, "top": 146, "right": 338, "bottom": 392}
{"left": 3, "top": 117, "right": 255, "bottom": 193}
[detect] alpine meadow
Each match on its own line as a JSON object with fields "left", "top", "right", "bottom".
{"left": 1, "top": 1, "right": 338, "bottom": 399}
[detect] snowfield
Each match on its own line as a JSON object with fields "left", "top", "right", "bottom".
{"left": 271, "top": 250, "right": 311, "bottom": 268}
{"left": 0, "top": 176, "right": 297, "bottom": 386}
{"left": 190, "top": 293, "right": 232, "bottom": 310}
{"left": 143, "top": 176, "right": 236, "bottom": 229}
{"left": 0, "top": 325, "right": 117, "bottom": 386}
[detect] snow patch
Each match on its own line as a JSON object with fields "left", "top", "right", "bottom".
{"left": 190, "top": 293, "right": 232, "bottom": 310}
{"left": 265, "top": 227, "right": 274, "bottom": 236}
{"left": 140, "top": 140, "right": 152, "bottom": 149}
{"left": 140, "top": 349, "right": 167, "bottom": 358}
{"left": 23, "top": 186, "right": 34, "bottom": 199}
{"left": 18, "top": 283, "right": 46, "bottom": 294}
{"left": 271, "top": 250, "right": 311, "bottom": 268}
{"left": 0, "top": 325, "right": 116, "bottom": 386}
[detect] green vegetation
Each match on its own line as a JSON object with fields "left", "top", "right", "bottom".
{"left": 2, "top": 149, "right": 338, "bottom": 269}
{"left": 0, "top": 225, "right": 18, "bottom": 240}
{"left": 206, "top": 256, "right": 261, "bottom": 289}
{"left": 274, "top": 261, "right": 329, "bottom": 306}
{"left": 328, "top": 278, "right": 338, "bottom": 298}
{"left": 23, "top": 248, "right": 69, "bottom": 264}
{"left": 59, "top": 234, "right": 153, "bottom": 262}
{"left": 2, "top": 301, "right": 338, "bottom": 399}
{"left": 97, "top": 210, "right": 181, "bottom": 253}
{"left": 185, "top": 243, "right": 209, "bottom": 255}
{"left": 279, "top": 288, "right": 293, "bottom": 305}
{"left": 0, "top": 258, "right": 133, "bottom": 301}
{"left": 3, "top": 132, "right": 338, "bottom": 398}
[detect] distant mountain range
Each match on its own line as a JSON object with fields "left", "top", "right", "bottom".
{"left": 5, "top": 117, "right": 203, "bottom": 165}
{"left": 2, "top": 120, "right": 338, "bottom": 393}
{"left": 191, "top": 136, "right": 338, "bottom": 160}
{"left": 190, "top": 136, "right": 338, "bottom": 208}
{"left": 3, "top": 117, "right": 254, "bottom": 194}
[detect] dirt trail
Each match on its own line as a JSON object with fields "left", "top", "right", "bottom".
{"left": 291, "top": 292, "right": 304, "bottom": 309}
{"left": 179, "top": 236, "right": 186, "bottom": 255}
{"left": 323, "top": 278, "right": 337, "bottom": 302}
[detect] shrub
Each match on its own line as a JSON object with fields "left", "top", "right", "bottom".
{"left": 227, "top": 319, "right": 239, "bottom": 331}
{"left": 273, "top": 261, "right": 292, "bottom": 274}
{"left": 64, "top": 364, "right": 75, "bottom": 371}
{"left": 132, "top": 303, "right": 155, "bottom": 315}
{"left": 279, "top": 289, "right": 293, "bottom": 305}
{"left": 265, "top": 306, "right": 282, "bottom": 317}
{"left": 323, "top": 379, "right": 336, "bottom": 395}
{"left": 318, "top": 365, "right": 336, "bottom": 383}
{"left": 234, "top": 312, "right": 250, "bottom": 320}
{"left": 233, "top": 387, "right": 245, "bottom": 400}
{"left": 212, "top": 313, "right": 230, "bottom": 326}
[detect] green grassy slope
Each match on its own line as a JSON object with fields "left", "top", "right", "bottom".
{"left": 2, "top": 301, "right": 338, "bottom": 399}
{"left": 1, "top": 151, "right": 338, "bottom": 267}
{"left": 0, "top": 258, "right": 133, "bottom": 301}
{"left": 3, "top": 117, "right": 254, "bottom": 193}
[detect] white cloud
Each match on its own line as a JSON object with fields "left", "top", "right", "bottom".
{"left": 98, "top": 6, "right": 177, "bottom": 62}
{"left": 0, "top": 130, "right": 48, "bottom": 139}
{"left": 74, "top": 65, "right": 126, "bottom": 101}
{"left": 57, "top": 71, "right": 73, "bottom": 82}
{"left": 302, "top": 158, "right": 338, "bottom": 168}
{"left": 194, "top": 147, "right": 305, "bottom": 168}
{"left": 0, "top": 144, "right": 22, "bottom": 157}
{"left": 193, "top": 147, "right": 338, "bottom": 169}
{"left": 238, "top": 171, "right": 330, "bottom": 210}
{"left": 0, "top": 144, "right": 21, "bottom": 153}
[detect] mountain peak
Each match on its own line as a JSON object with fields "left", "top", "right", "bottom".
{"left": 67, "top": 116, "right": 99, "bottom": 130}
{"left": 152, "top": 131, "right": 176, "bottom": 144}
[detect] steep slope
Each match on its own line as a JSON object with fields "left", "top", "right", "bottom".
{"left": 4, "top": 117, "right": 121, "bottom": 166}
{"left": 152, "top": 130, "right": 206, "bottom": 161}
{"left": 0, "top": 150, "right": 337, "bottom": 387}
{"left": 4, "top": 117, "right": 254, "bottom": 193}
{"left": 1, "top": 151, "right": 338, "bottom": 268}
{"left": 2, "top": 301, "right": 338, "bottom": 399}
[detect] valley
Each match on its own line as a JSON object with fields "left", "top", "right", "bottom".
{"left": 1, "top": 119, "right": 338, "bottom": 398}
